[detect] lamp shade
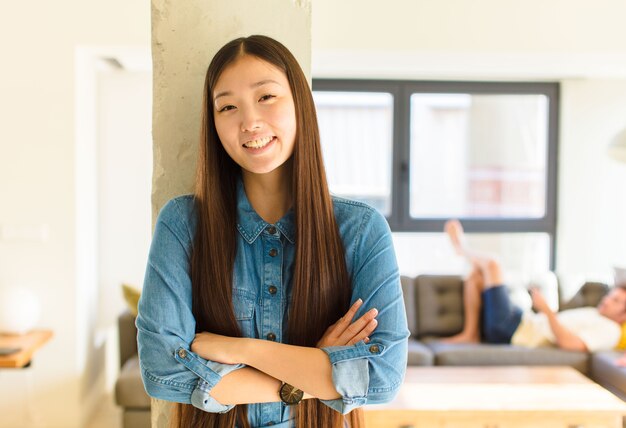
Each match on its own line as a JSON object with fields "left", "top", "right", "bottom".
{"left": 0, "top": 287, "right": 41, "bottom": 334}
{"left": 608, "top": 128, "right": 626, "bottom": 163}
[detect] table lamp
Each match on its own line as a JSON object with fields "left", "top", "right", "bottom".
{"left": 0, "top": 286, "right": 41, "bottom": 335}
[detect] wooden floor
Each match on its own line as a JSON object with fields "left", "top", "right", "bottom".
{"left": 86, "top": 394, "right": 122, "bottom": 428}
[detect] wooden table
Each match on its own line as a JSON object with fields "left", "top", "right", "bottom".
{"left": 364, "top": 366, "right": 626, "bottom": 428}
{"left": 0, "top": 330, "right": 53, "bottom": 368}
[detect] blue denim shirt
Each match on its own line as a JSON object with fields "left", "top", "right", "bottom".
{"left": 136, "top": 179, "right": 409, "bottom": 427}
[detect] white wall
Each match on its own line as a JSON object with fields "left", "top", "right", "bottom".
{"left": 97, "top": 68, "right": 152, "bottom": 329}
{"left": 557, "top": 79, "right": 626, "bottom": 287}
{"left": 312, "top": 0, "right": 626, "bottom": 292}
{"left": 0, "top": 2, "right": 149, "bottom": 427}
{"left": 314, "top": 0, "right": 626, "bottom": 53}
{"left": 96, "top": 67, "right": 153, "bottom": 395}
{"left": 312, "top": 0, "right": 626, "bottom": 80}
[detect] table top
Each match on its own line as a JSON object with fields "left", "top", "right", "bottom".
{"left": 366, "top": 366, "right": 626, "bottom": 413}
{"left": 0, "top": 330, "right": 53, "bottom": 368}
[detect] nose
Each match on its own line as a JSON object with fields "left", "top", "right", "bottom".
{"left": 240, "top": 105, "right": 262, "bottom": 133}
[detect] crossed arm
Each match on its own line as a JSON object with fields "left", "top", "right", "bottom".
{"left": 192, "top": 299, "right": 378, "bottom": 405}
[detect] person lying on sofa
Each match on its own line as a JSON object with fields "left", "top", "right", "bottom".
{"left": 441, "top": 220, "right": 626, "bottom": 352}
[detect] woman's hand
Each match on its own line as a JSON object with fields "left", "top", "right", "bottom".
{"left": 316, "top": 298, "right": 378, "bottom": 348}
{"left": 191, "top": 298, "right": 378, "bottom": 364}
{"left": 191, "top": 332, "right": 245, "bottom": 365}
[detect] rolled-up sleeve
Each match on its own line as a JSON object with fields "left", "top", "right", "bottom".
{"left": 320, "top": 206, "right": 409, "bottom": 414}
{"left": 136, "top": 197, "right": 244, "bottom": 413}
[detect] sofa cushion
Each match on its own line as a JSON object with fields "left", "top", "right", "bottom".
{"left": 115, "top": 355, "right": 151, "bottom": 408}
{"left": 118, "top": 310, "right": 139, "bottom": 368}
{"left": 591, "top": 351, "right": 626, "bottom": 400}
{"left": 426, "top": 341, "right": 590, "bottom": 374}
{"left": 407, "top": 339, "right": 434, "bottom": 366}
{"left": 559, "top": 282, "right": 608, "bottom": 311}
{"left": 414, "top": 275, "right": 464, "bottom": 338}
{"left": 401, "top": 276, "right": 418, "bottom": 336}
{"left": 122, "top": 283, "right": 141, "bottom": 317}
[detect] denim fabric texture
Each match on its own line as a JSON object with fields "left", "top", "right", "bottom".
{"left": 136, "top": 178, "right": 409, "bottom": 427}
{"left": 481, "top": 285, "right": 523, "bottom": 344}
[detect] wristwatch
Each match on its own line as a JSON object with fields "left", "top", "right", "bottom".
{"left": 279, "top": 382, "right": 303, "bottom": 405}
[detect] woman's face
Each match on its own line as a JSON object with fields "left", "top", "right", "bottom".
{"left": 212, "top": 55, "right": 297, "bottom": 176}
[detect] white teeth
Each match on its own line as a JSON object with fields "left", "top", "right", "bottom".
{"left": 244, "top": 136, "right": 273, "bottom": 148}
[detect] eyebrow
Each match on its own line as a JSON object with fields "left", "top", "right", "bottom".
{"left": 214, "top": 79, "right": 281, "bottom": 102}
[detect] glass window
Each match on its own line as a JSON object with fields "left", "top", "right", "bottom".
{"left": 392, "top": 232, "right": 551, "bottom": 281}
{"left": 312, "top": 79, "right": 558, "bottom": 269}
{"left": 409, "top": 94, "right": 548, "bottom": 218}
{"left": 313, "top": 91, "right": 394, "bottom": 216}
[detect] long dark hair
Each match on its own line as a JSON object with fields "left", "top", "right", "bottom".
{"left": 171, "top": 35, "right": 363, "bottom": 427}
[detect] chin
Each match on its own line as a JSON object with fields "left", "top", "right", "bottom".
{"left": 244, "top": 161, "right": 289, "bottom": 176}
{"left": 246, "top": 166, "right": 278, "bottom": 175}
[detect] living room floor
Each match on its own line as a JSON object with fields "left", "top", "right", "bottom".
{"left": 86, "top": 394, "right": 121, "bottom": 428}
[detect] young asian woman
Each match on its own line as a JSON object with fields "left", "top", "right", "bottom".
{"left": 136, "top": 35, "right": 409, "bottom": 428}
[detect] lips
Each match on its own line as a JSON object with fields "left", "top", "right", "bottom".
{"left": 243, "top": 136, "right": 275, "bottom": 149}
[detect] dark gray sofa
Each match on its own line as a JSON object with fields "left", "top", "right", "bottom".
{"left": 402, "top": 274, "right": 626, "bottom": 398}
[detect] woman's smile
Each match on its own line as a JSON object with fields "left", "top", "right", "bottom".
{"left": 242, "top": 135, "right": 277, "bottom": 150}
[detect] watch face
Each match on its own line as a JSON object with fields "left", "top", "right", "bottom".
{"left": 280, "top": 383, "right": 304, "bottom": 405}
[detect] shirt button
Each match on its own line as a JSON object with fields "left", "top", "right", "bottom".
{"left": 178, "top": 349, "right": 187, "bottom": 358}
{"left": 268, "top": 226, "right": 277, "bottom": 235}
{"left": 369, "top": 345, "right": 380, "bottom": 354}
{"left": 268, "top": 285, "right": 277, "bottom": 295}
{"left": 269, "top": 248, "right": 278, "bottom": 257}
{"left": 267, "top": 332, "right": 276, "bottom": 341}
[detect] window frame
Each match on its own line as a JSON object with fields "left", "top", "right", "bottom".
{"left": 312, "top": 79, "right": 560, "bottom": 269}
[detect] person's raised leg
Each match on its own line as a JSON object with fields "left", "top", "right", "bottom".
{"left": 444, "top": 219, "right": 467, "bottom": 257}
{"left": 441, "top": 265, "right": 482, "bottom": 343}
{"left": 444, "top": 219, "right": 504, "bottom": 287}
{"left": 479, "top": 258, "right": 505, "bottom": 288}
{"left": 441, "top": 220, "right": 510, "bottom": 343}
{"left": 444, "top": 220, "right": 522, "bottom": 343}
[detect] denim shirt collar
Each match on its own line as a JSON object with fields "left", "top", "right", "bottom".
{"left": 236, "top": 178, "right": 295, "bottom": 244}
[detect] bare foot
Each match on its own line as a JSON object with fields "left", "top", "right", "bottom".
{"left": 444, "top": 219, "right": 466, "bottom": 256}
{"left": 440, "top": 331, "right": 480, "bottom": 344}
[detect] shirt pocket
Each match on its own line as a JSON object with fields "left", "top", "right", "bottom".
{"left": 232, "top": 288, "right": 256, "bottom": 338}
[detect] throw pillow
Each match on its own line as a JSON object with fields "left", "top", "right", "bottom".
{"left": 122, "top": 283, "right": 141, "bottom": 317}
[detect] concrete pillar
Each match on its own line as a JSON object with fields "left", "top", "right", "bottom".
{"left": 151, "top": 0, "right": 312, "bottom": 224}
{"left": 149, "top": 1, "right": 311, "bottom": 424}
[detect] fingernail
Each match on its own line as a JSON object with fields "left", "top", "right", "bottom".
{"left": 364, "top": 337, "right": 370, "bottom": 343}
{"left": 371, "top": 308, "right": 378, "bottom": 315}
{"left": 356, "top": 298, "right": 363, "bottom": 304}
